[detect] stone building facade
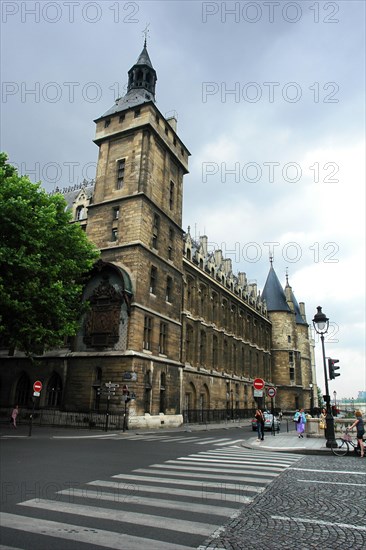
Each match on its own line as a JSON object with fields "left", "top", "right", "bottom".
{"left": 0, "top": 44, "right": 316, "bottom": 425}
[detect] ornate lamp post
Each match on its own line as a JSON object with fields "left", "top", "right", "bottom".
{"left": 312, "top": 306, "right": 336, "bottom": 447}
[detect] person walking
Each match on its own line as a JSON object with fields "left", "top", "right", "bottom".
{"left": 348, "top": 411, "right": 364, "bottom": 458}
{"left": 11, "top": 405, "right": 19, "bottom": 429}
{"left": 255, "top": 408, "right": 265, "bottom": 441}
{"left": 294, "top": 408, "right": 306, "bottom": 438}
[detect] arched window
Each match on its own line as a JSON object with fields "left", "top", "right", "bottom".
{"left": 15, "top": 373, "right": 31, "bottom": 406}
{"left": 212, "top": 335, "right": 218, "bottom": 368}
{"left": 46, "top": 373, "right": 63, "bottom": 407}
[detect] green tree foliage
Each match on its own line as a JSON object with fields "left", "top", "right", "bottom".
{"left": 0, "top": 153, "right": 100, "bottom": 356}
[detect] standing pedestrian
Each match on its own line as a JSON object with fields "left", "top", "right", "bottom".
{"left": 348, "top": 411, "right": 364, "bottom": 458}
{"left": 255, "top": 408, "right": 265, "bottom": 441}
{"left": 11, "top": 405, "right": 19, "bottom": 429}
{"left": 294, "top": 408, "right": 306, "bottom": 438}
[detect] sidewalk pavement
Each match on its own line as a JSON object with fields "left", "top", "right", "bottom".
{"left": 0, "top": 419, "right": 332, "bottom": 454}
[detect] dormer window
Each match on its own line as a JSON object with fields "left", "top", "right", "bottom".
{"left": 104, "top": 119, "right": 111, "bottom": 128}
{"left": 76, "top": 205, "right": 85, "bottom": 220}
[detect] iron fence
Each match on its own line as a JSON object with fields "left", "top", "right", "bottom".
{"left": 2, "top": 407, "right": 257, "bottom": 430}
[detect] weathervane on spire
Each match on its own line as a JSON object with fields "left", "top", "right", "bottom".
{"left": 142, "top": 24, "right": 150, "bottom": 47}
{"left": 285, "top": 267, "right": 289, "bottom": 285}
{"left": 269, "top": 254, "right": 273, "bottom": 267}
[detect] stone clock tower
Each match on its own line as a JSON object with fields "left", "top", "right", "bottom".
{"left": 82, "top": 42, "right": 190, "bottom": 420}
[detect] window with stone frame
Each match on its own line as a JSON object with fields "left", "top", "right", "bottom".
{"left": 150, "top": 266, "right": 157, "bottom": 294}
{"left": 46, "top": 372, "right": 63, "bottom": 407}
{"left": 186, "top": 325, "right": 194, "bottom": 364}
{"left": 212, "top": 335, "right": 218, "bottom": 368}
{"left": 159, "top": 372, "right": 166, "bottom": 413}
{"left": 144, "top": 371, "right": 152, "bottom": 413}
{"left": 111, "top": 228, "right": 118, "bottom": 242}
{"left": 168, "top": 228, "right": 174, "bottom": 260}
{"left": 143, "top": 316, "right": 153, "bottom": 350}
{"left": 159, "top": 322, "right": 168, "bottom": 354}
{"left": 166, "top": 276, "right": 173, "bottom": 302}
{"left": 152, "top": 214, "right": 160, "bottom": 249}
{"left": 199, "top": 330, "right": 206, "bottom": 366}
{"left": 116, "top": 159, "right": 125, "bottom": 189}
{"left": 15, "top": 373, "right": 30, "bottom": 406}
{"left": 169, "top": 181, "right": 175, "bottom": 210}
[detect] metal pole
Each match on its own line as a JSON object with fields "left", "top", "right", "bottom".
{"left": 321, "top": 333, "right": 336, "bottom": 447}
{"left": 105, "top": 396, "right": 110, "bottom": 432}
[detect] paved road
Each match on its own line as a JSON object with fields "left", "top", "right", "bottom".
{"left": 0, "top": 431, "right": 301, "bottom": 549}
{"left": 199, "top": 454, "right": 366, "bottom": 550}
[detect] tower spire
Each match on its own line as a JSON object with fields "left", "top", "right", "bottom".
{"left": 142, "top": 24, "right": 150, "bottom": 48}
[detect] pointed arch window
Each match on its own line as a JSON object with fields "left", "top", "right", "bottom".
{"left": 15, "top": 373, "right": 31, "bottom": 406}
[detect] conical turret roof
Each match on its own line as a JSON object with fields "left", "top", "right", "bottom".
{"left": 262, "top": 266, "right": 291, "bottom": 312}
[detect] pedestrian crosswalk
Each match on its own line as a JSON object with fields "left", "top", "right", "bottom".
{"left": 0, "top": 447, "right": 302, "bottom": 550}
{"left": 117, "top": 433, "right": 247, "bottom": 446}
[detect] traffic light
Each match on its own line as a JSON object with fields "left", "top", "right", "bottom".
{"left": 328, "top": 358, "right": 340, "bottom": 380}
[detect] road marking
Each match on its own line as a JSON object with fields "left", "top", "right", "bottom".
{"left": 290, "top": 468, "right": 366, "bottom": 475}
{"left": 112, "top": 473, "right": 264, "bottom": 493}
{"left": 272, "top": 515, "right": 366, "bottom": 531}
{"left": 213, "top": 439, "right": 244, "bottom": 446}
{"left": 89, "top": 480, "right": 253, "bottom": 503}
{"left": 158, "top": 462, "right": 278, "bottom": 477}
{"left": 52, "top": 434, "right": 118, "bottom": 439}
{"left": 175, "top": 457, "right": 287, "bottom": 471}
{"left": 0, "top": 513, "right": 192, "bottom": 550}
{"left": 58, "top": 488, "right": 237, "bottom": 516}
{"left": 134, "top": 468, "right": 270, "bottom": 485}
{"left": 297, "top": 479, "right": 364, "bottom": 487}
{"left": 19, "top": 499, "right": 220, "bottom": 536}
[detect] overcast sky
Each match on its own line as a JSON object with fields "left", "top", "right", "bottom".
{"left": 2, "top": 0, "right": 365, "bottom": 402}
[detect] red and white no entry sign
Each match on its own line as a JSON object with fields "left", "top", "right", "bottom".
{"left": 33, "top": 380, "right": 43, "bottom": 392}
{"left": 267, "top": 386, "right": 277, "bottom": 398}
{"left": 253, "top": 378, "right": 265, "bottom": 391}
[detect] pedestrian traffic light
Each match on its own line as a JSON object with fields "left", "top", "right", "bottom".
{"left": 328, "top": 358, "right": 340, "bottom": 380}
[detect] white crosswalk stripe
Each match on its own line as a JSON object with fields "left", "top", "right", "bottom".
{"left": 118, "top": 434, "right": 246, "bottom": 446}
{"left": 1, "top": 447, "right": 302, "bottom": 549}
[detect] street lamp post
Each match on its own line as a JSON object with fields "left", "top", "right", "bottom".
{"left": 312, "top": 306, "right": 336, "bottom": 447}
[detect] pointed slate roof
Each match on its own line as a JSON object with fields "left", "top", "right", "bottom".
{"left": 261, "top": 266, "right": 291, "bottom": 312}
{"left": 287, "top": 285, "right": 308, "bottom": 325}
{"left": 100, "top": 44, "right": 157, "bottom": 118}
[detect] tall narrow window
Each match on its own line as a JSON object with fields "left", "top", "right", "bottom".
{"left": 116, "top": 159, "right": 125, "bottom": 189}
{"left": 199, "top": 330, "right": 206, "bottom": 365}
{"left": 111, "top": 228, "right": 118, "bottom": 241}
{"left": 150, "top": 266, "right": 157, "bottom": 294}
{"left": 152, "top": 214, "right": 160, "bottom": 249}
{"left": 143, "top": 316, "right": 152, "bottom": 350}
{"left": 159, "top": 373, "right": 166, "bottom": 413}
{"left": 159, "top": 323, "right": 167, "bottom": 354}
{"left": 169, "top": 181, "right": 174, "bottom": 209}
{"left": 166, "top": 276, "right": 173, "bottom": 302}
{"left": 113, "top": 207, "right": 120, "bottom": 219}
{"left": 168, "top": 228, "right": 174, "bottom": 260}
{"left": 212, "top": 336, "right": 218, "bottom": 368}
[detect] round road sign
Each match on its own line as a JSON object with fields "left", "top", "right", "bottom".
{"left": 33, "top": 380, "right": 43, "bottom": 392}
{"left": 267, "top": 387, "right": 277, "bottom": 398}
{"left": 253, "top": 378, "right": 265, "bottom": 391}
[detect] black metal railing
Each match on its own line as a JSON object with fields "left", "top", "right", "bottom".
{"left": 1, "top": 407, "right": 257, "bottom": 430}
